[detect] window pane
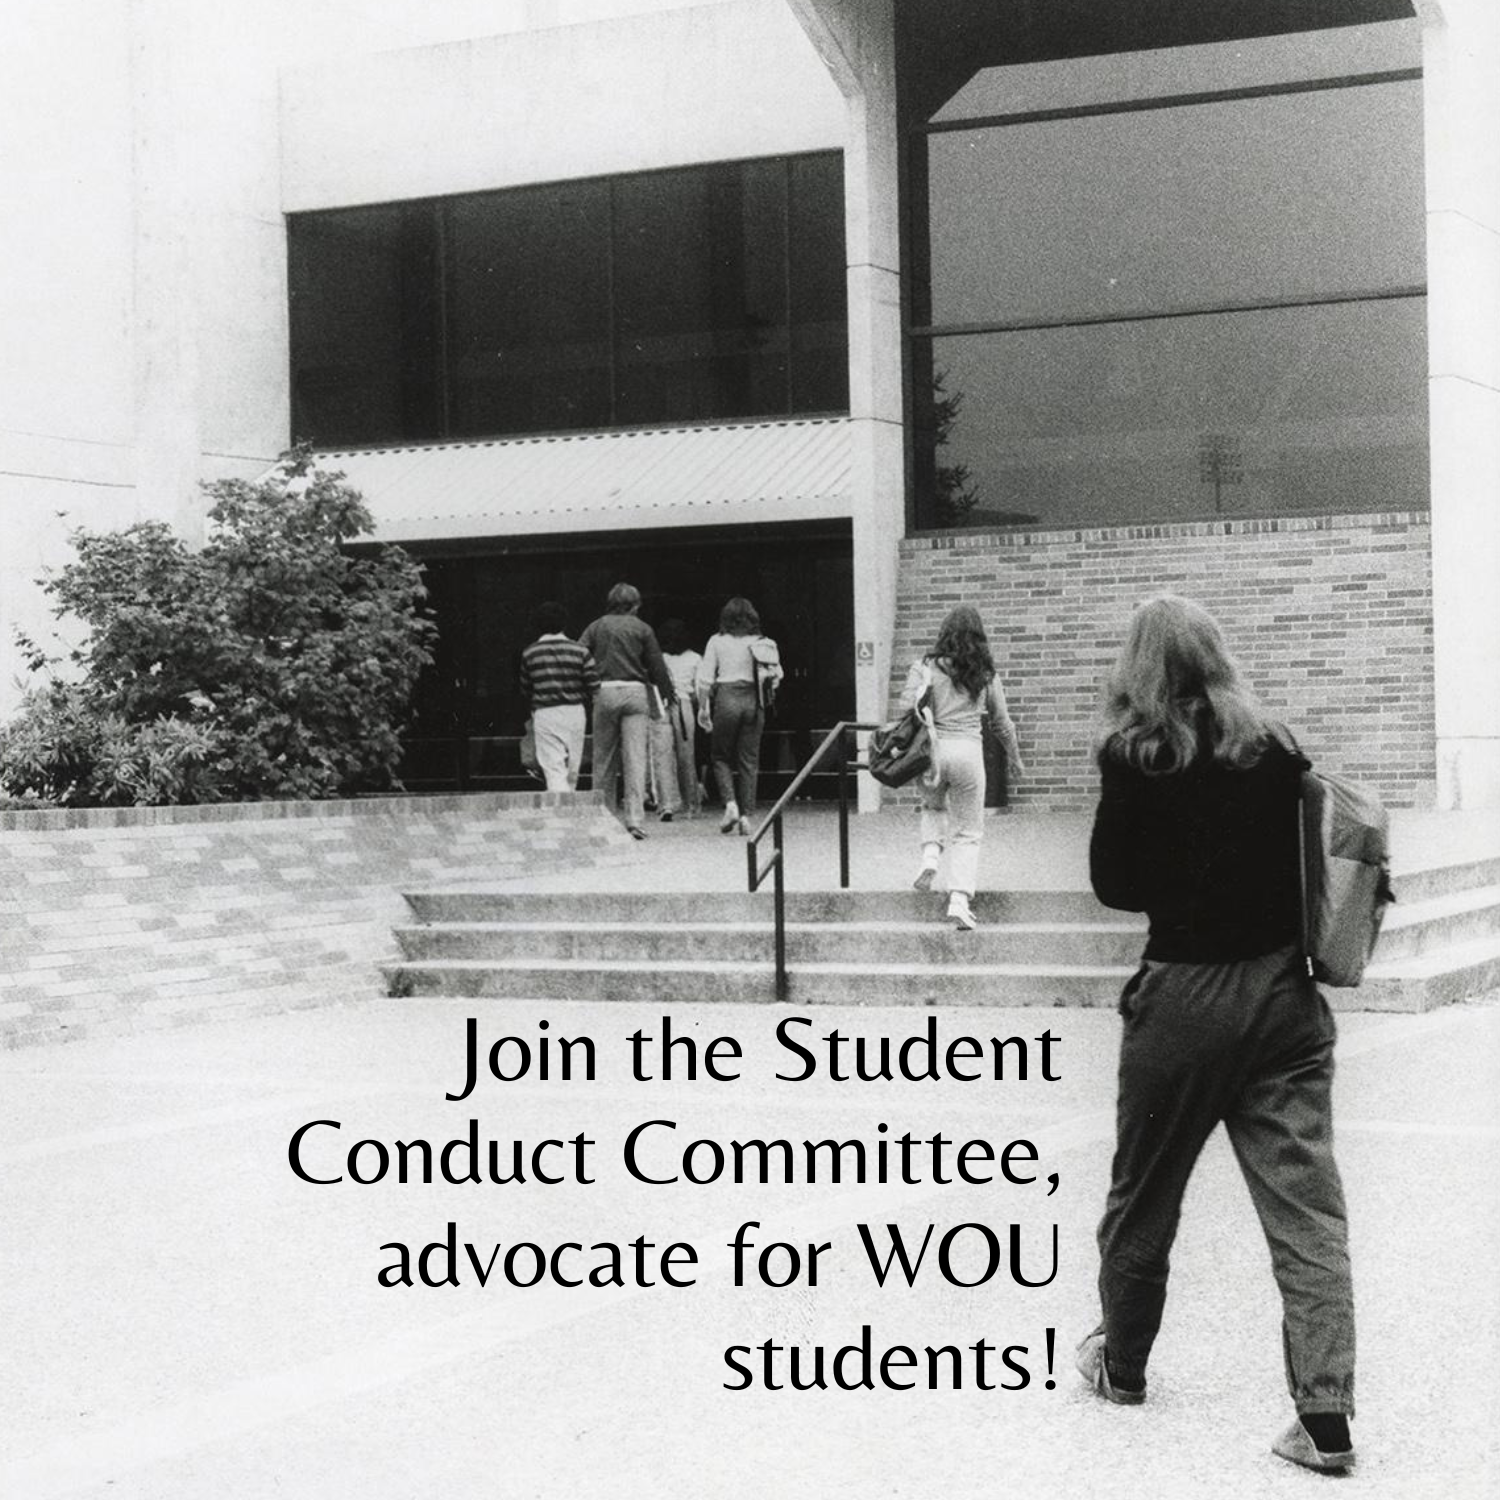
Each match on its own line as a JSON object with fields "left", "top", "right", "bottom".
{"left": 926, "top": 81, "right": 1425, "bottom": 328}
{"left": 446, "top": 182, "right": 611, "bottom": 435}
{"left": 614, "top": 161, "right": 790, "bottom": 424}
{"left": 789, "top": 152, "right": 849, "bottom": 412}
{"left": 912, "top": 299, "right": 1428, "bottom": 529}
{"left": 288, "top": 204, "right": 441, "bottom": 445}
{"left": 931, "top": 21, "right": 1421, "bottom": 124}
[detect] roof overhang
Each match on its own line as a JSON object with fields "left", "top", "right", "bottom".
{"left": 315, "top": 417, "right": 854, "bottom": 544}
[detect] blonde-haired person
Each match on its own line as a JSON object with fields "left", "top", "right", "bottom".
{"left": 900, "top": 605, "right": 1024, "bottom": 930}
{"left": 1079, "top": 593, "right": 1357, "bottom": 1475}
{"left": 697, "top": 596, "right": 782, "bottom": 835}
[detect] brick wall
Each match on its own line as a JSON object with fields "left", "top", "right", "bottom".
{"left": 0, "top": 792, "right": 635, "bottom": 1049}
{"left": 891, "top": 512, "right": 1435, "bottom": 812}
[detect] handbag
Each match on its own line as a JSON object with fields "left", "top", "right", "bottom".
{"left": 750, "top": 636, "right": 782, "bottom": 716}
{"left": 868, "top": 665, "right": 935, "bottom": 788}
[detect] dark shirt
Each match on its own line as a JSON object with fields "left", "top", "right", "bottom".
{"left": 519, "top": 635, "right": 600, "bottom": 709}
{"left": 1089, "top": 733, "right": 1307, "bottom": 963}
{"left": 578, "top": 613, "right": 675, "bottom": 702}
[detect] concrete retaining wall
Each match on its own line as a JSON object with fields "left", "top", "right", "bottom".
{"left": 0, "top": 791, "right": 633, "bottom": 1049}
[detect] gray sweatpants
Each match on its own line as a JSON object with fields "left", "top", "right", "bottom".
{"left": 1097, "top": 946, "right": 1355, "bottom": 1415}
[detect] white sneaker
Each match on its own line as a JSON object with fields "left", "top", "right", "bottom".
{"left": 947, "top": 893, "right": 977, "bottom": 931}
{"left": 720, "top": 800, "right": 740, "bottom": 833}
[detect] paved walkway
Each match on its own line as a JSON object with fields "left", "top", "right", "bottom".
{"left": 4, "top": 801, "right": 1498, "bottom": 1497}
{"left": 490, "top": 803, "right": 1500, "bottom": 895}
{"left": 2, "top": 987, "right": 1496, "bottom": 1497}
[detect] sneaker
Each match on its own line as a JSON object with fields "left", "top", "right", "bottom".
{"left": 659, "top": 811, "right": 674, "bottom": 822}
{"left": 947, "top": 893, "right": 977, "bottom": 931}
{"left": 720, "top": 800, "right": 740, "bottom": 834}
{"left": 1075, "top": 1328, "right": 1146, "bottom": 1406}
{"left": 913, "top": 864, "right": 938, "bottom": 892}
{"left": 737, "top": 817, "right": 750, "bottom": 836}
{"left": 627, "top": 826, "right": 648, "bottom": 841}
{"left": 1272, "top": 1419, "right": 1355, "bottom": 1474}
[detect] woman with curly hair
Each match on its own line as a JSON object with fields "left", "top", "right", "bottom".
{"left": 899, "top": 604, "right": 1024, "bottom": 929}
{"left": 1078, "top": 593, "right": 1357, "bottom": 1475}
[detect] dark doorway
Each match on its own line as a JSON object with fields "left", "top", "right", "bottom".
{"left": 394, "top": 521, "right": 855, "bottom": 798}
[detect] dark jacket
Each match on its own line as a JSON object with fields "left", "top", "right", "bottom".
{"left": 577, "top": 613, "right": 675, "bottom": 703}
{"left": 1089, "top": 731, "right": 1307, "bottom": 963}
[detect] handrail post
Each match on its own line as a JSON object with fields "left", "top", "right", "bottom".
{"left": 837, "top": 726, "right": 851, "bottom": 889}
{"left": 745, "top": 720, "right": 882, "bottom": 1001}
{"left": 773, "top": 813, "right": 787, "bottom": 1000}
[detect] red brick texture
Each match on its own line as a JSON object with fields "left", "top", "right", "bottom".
{"left": 0, "top": 792, "right": 635, "bottom": 1049}
{"left": 890, "top": 512, "right": 1435, "bottom": 812}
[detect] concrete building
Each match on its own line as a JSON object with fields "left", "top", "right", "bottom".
{"left": 2, "top": 0, "right": 1495, "bottom": 810}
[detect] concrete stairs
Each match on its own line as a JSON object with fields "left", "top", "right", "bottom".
{"left": 384, "top": 853, "right": 1500, "bottom": 1012}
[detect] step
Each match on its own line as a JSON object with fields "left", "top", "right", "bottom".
{"left": 382, "top": 956, "right": 1133, "bottom": 1008}
{"left": 388, "top": 851, "right": 1500, "bottom": 1014}
{"left": 1370, "top": 884, "right": 1500, "bottom": 961}
{"left": 1352, "top": 931, "right": 1500, "bottom": 1012}
{"left": 392, "top": 918, "right": 1148, "bottom": 967}
{"left": 404, "top": 888, "right": 1121, "bottom": 925}
{"left": 1391, "top": 854, "right": 1500, "bottom": 905}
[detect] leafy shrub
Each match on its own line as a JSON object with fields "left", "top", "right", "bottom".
{"left": 0, "top": 447, "right": 436, "bottom": 805}
{"left": 0, "top": 683, "right": 224, "bottom": 807}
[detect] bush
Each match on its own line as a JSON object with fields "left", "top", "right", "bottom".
{"left": 0, "top": 447, "right": 436, "bottom": 806}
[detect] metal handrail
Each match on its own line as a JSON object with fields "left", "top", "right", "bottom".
{"left": 746, "top": 720, "right": 882, "bottom": 1001}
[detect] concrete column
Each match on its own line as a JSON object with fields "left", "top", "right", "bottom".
{"left": 1421, "top": 0, "right": 1500, "bottom": 808}
{"left": 130, "top": 0, "right": 205, "bottom": 544}
{"left": 785, "top": 0, "right": 904, "bottom": 811}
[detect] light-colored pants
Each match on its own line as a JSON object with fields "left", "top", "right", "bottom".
{"left": 648, "top": 698, "right": 698, "bottom": 815}
{"left": 592, "top": 682, "right": 650, "bottom": 829}
{"left": 920, "top": 734, "right": 985, "bottom": 897}
{"left": 532, "top": 703, "right": 585, "bottom": 792}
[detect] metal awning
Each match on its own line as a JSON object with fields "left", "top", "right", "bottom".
{"left": 317, "top": 417, "right": 853, "bottom": 542}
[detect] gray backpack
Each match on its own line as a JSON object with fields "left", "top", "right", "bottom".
{"left": 1295, "top": 754, "right": 1396, "bottom": 987}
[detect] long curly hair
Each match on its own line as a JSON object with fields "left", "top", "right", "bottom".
{"left": 718, "top": 596, "right": 761, "bottom": 637}
{"left": 928, "top": 605, "right": 996, "bottom": 700}
{"left": 1099, "top": 594, "right": 1269, "bottom": 774}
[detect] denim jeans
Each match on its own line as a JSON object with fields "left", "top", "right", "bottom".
{"left": 710, "top": 683, "right": 763, "bottom": 814}
{"left": 592, "top": 683, "right": 650, "bottom": 829}
{"left": 1097, "top": 946, "right": 1355, "bottom": 1415}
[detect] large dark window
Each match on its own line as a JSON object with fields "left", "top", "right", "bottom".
{"left": 906, "top": 23, "right": 1428, "bottom": 530}
{"left": 289, "top": 154, "right": 847, "bottom": 447}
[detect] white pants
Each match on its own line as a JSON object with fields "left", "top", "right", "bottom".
{"left": 532, "top": 703, "right": 586, "bottom": 792}
{"left": 648, "top": 698, "right": 697, "bottom": 814}
{"left": 920, "top": 735, "right": 986, "bottom": 897}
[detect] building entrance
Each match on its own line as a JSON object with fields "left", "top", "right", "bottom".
{"left": 397, "top": 521, "right": 855, "bottom": 799}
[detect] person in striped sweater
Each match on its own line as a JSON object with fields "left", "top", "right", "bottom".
{"left": 519, "top": 602, "right": 600, "bottom": 792}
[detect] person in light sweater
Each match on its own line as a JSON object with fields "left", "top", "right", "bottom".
{"left": 898, "top": 605, "right": 1024, "bottom": 930}
{"left": 696, "top": 597, "right": 782, "bottom": 835}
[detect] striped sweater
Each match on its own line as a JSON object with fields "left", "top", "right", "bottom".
{"left": 519, "top": 635, "right": 601, "bottom": 708}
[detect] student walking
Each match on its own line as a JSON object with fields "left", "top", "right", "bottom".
{"left": 899, "top": 605, "right": 1024, "bottom": 930}
{"left": 517, "top": 602, "right": 600, "bottom": 792}
{"left": 578, "top": 583, "right": 677, "bottom": 840}
{"left": 697, "top": 597, "right": 782, "bottom": 835}
{"left": 1079, "top": 593, "right": 1357, "bottom": 1474}
{"left": 648, "top": 618, "right": 703, "bottom": 820}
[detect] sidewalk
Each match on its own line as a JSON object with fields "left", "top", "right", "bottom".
{"left": 1, "top": 986, "right": 1496, "bottom": 1498}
